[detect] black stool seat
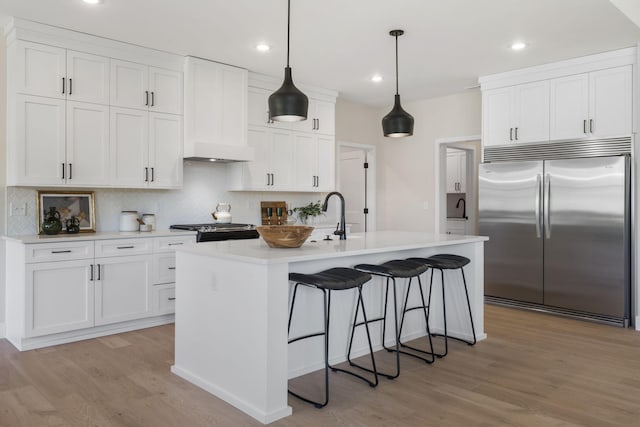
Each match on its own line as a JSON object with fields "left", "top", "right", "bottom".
{"left": 289, "top": 268, "right": 372, "bottom": 291}
{"left": 288, "top": 267, "right": 378, "bottom": 408}
{"left": 410, "top": 254, "right": 470, "bottom": 270}
{"left": 354, "top": 260, "right": 429, "bottom": 278}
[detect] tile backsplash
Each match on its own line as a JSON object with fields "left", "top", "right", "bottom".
{"left": 6, "top": 161, "right": 333, "bottom": 236}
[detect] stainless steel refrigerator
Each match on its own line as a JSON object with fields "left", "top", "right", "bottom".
{"left": 479, "top": 155, "right": 630, "bottom": 324}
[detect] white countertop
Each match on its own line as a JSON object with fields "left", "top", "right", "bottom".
{"left": 176, "top": 230, "right": 488, "bottom": 265}
{"left": 3, "top": 229, "right": 197, "bottom": 244}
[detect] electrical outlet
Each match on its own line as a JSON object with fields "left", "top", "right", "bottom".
{"left": 422, "top": 201, "right": 429, "bottom": 211}
{"left": 10, "top": 203, "right": 26, "bottom": 216}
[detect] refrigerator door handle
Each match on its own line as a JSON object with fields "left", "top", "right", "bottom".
{"left": 544, "top": 173, "right": 551, "bottom": 239}
{"left": 535, "top": 174, "right": 542, "bottom": 238}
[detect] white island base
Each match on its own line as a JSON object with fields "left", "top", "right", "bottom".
{"left": 171, "top": 231, "right": 488, "bottom": 424}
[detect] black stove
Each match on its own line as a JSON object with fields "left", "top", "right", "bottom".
{"left": 170, "top": 223, "right": 259, "bottom": 243}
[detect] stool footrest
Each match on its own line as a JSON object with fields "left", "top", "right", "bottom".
{"left": 288, "top": 331, "right": 325, "bottom": 345}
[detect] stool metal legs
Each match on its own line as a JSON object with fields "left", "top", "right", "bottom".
{"left": 288, "top": 282, "right": 379, "bottom": 408}
{"left": 331, "top": 287, "right": 379, "bottom": 386}
{"left": 345, "top": 277, "right": 401, "bottom": 380}
{"left": 397, "top": 275, "right": 436, "bottom": 364}
{"left": 428, "top": 266, "right": 477, "bottom": 358}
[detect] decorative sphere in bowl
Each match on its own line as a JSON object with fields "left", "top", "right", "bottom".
{"left": 256, "top": 225, "right": 314, "bottom": 248}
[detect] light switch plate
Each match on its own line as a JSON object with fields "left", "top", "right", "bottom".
{"left": 10, "top": 203, "right": 26, "bottom": 216}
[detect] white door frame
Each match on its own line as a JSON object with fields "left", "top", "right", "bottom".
{"left": 337, "top": 141, "right": 377, "bottom": 232}
{"left": 434, "top": 135, "right": 481, "bottom": 234}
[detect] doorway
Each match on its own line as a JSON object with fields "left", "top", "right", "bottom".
{"left": 337, "top": 142, "right": 377, "bottom": 233}
{"left": 435, "top": 136, "right": 481, "bottom": 235}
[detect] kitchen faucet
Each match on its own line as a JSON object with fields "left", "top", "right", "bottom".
{"left": 322, "top": 191, "right": 346, "bottom": 240}
{"left": 456, "top": 198, "right": 467, "bottom": 219}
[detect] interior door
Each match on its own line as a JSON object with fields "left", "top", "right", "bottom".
{"left": 543, "top": 156, "right": 628, "bottom": 318}
{"left": 479, "top": 161, "right": 544, "bottom": 303}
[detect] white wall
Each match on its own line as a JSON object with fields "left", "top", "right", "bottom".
{"left": 335, "top": 98, "right": 380, "bottom": 145}
{"left": 374, "top": 91, "right": 481, "bottom": 232}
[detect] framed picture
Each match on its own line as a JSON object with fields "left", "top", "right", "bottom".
{"left": 37, "top": 191, "right": 96, "bottom": 234}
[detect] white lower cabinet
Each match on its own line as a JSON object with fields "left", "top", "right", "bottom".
{"left": 94, "top": 254, "right": 153, "bottom": 326}
{"left": 5, "top": 233, "right": 195, "bottom": 350}
{"left": 26, "top": 259, "right": 94, "bottom": 337}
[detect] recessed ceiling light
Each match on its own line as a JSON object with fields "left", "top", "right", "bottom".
{"left": 256, "top": 44, "right": 271, "bottom": 52}
{"left": 83, "top": 0, "right": 104, "bottom": 4}
{"left": 511, "top": 42, "right": 527, "bottom": 51}
{"left": 371, "top": 75, "right": 383, "bottom": 83}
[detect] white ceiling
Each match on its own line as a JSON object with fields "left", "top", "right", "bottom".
{"left": 1, "top": 0, "right": 640, "bottom": 106}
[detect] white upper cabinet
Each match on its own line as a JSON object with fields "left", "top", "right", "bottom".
{"left": 550, "top": 66, "right": 632, "bottom": 140}
{"left": 481, "top": 49, "right": 634, "bottom": 149}
{"left": 148, "top": 112, "right": 183, "bottom": 188}
{"left": 111, "top": 59, "right": 182, "bottom": 115}
{"left": 149, "top": 66, "right": 183, "bottom": 115}
{"left": 14, "top": 41, "right": 66, "bottom": 99}
{"left": 10, "top": 94, "right": 66, "bottom": 186}
{"left": 66, "top": 50, "right": 110, "bottom": 105}
{"left": 446, "top": 150, "right": 466, "bottom": 193}
{"left": 549, "top": 73, "right": 589, "bottom": 140}
{"left": 10, "top": 96, "right": 109, "bottom": 187}
{"left": 513, "top": 81, "right": 550, "bottom": 144}
{"left": 6, "top": 21, "right": 184, "bottom": 188}
{"left": 110, "top": 59, "right": 149, "bottom": 110}
{"left": 291, "top": 99, "right": 336, "bottom": 135}
{"left": 110, "top": 107, "right": 149, "bottom": 187}
{"left": 66, "top": 101, "right": 110, "bottom": 186}
{"left": 294, "top": 133, "right": 335, "bottom": 191}
{"left": 248, "top": 86, "right": 291, "bottom": 130}
{"left": 482, "top": 87, "right": 512, "bottom": 147}
{"left": 14, "top": 41, "right": 109, "bottom": 105}
{"left": 588, "top": 66, "right": 632, "bottom": 138}
{"left": 109, "top": 108, "right": 182, "bottom": 189}
{"left": 482, "top": 81, "right": 549, "bottom": 147}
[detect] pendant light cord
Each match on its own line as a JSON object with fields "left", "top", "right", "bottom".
{"left": 286, "top": 0, "right": 291, "bottom": 67}
{"left": 394, "top": 33, "right": 399, "bottom": 96}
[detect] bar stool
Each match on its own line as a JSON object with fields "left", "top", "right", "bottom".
{"left": 288, "top": 267, "right": 378, "bottom": 408}
{"left": 407, "top": 254, "right": 476, "bottom": 358}
{"left": 353, "top": 260, "right": 435, "bottom": 380}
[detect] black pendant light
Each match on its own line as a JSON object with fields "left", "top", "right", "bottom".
{"left": 382, "top": 29, "right": 414, "bottom": 137}
{"left": 268, "top": 0, "right": 308, "bottom": 122}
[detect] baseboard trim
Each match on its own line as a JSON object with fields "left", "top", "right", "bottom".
{"left": 171, "top": 365, "right": 292, "bottom": 425}
{"left": 636, "top": 316, "right": 640, "bottom": 331}
{"left": 9, "top": 314, "right": 175, "bottom": 351}
{"left": 0, "top": 322, "right": 5, "bottom": 339}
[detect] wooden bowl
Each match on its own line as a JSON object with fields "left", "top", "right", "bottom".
{"left": 256, "top": 225, "right": 314, "bottom": 248}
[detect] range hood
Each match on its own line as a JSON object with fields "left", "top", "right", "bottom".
{"left": 183, "top": 142, "right": 255, "bottom": 163}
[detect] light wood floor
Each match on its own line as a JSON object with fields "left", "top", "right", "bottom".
{"left": 2, "top": 305, "right": 640, "bottom": 426}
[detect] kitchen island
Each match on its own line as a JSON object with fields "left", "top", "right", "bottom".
{"left": 171, "top": 231, "right": 488, "bottom": 424}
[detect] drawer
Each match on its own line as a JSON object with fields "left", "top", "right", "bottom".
{"left": 152, "top": 253, "right": 176, "bottom": 285}
{"left": 95, "top": 238, "right": 152, "bottom": 258}
{"left": 153, "top": 284, "right": 175, "bottom": 315}
{"left": 153, "top": 235, "right": 196, "bottom": 253}
{"left": 25, "top": 241, "right": 94, "bottom": 263}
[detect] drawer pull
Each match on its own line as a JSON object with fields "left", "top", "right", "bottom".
{"left": 168, "top": 297, "right": 176, "bottom": 301}
{"left": 51, "top": 250, "right": 72, "bottom": 254}
{"left": 168, "top": 242, "right": 184, "bottom": 246}
{"left": 117, "top": 246, "right": 135, "bottom": 249}
{"left": 168, "top": 267, "right": 176, "bottom": 270}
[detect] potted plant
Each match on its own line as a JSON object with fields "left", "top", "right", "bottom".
{"left": 293, "top": 201, "right": 323, "bottom": 224}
